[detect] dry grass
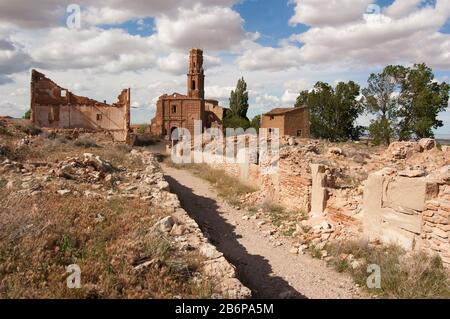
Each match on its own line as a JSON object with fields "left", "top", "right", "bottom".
{"left": 326, "top": 240, "right": 450, "bottom": 299}
{"left": 0, "top": 190, "right": 215, "bottom": 299}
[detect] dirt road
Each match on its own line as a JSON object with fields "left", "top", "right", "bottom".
{"left": 161, "top": 163, "right": 365, "bottom": 299}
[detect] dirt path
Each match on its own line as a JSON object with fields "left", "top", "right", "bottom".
{"left": 161, "top": 163, "right": 365, "bottom": 299}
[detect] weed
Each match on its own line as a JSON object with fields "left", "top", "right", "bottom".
{"left": 74, "top": 138, "right": 99, "bottom": 148}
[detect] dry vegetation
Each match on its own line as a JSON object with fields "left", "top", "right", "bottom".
{"left": 325, "top": 240, "right": 450, "bottom": 299}
{"left": 0, "top": 119, "right": 217, "bottom": 299}
{"left": 0, "top": 191, "right": 214, "bottom": 298}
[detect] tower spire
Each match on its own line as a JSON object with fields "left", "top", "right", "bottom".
{"left": 187, "top": 48, "right": 204, "bottom": 99}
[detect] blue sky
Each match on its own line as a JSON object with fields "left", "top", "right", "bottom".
{"left": 0, "top": 0, "right": 449, "bottom": 136}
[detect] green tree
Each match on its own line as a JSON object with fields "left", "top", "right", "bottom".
{"left": 362, "top": 66, "right": 400, "bottom": 145}
{"left": 224, "top": 77, "right": 251, "bottom": 129}
{"left": 22, "top": 109, "right": 31, "bottom": 120}
{"left": 222, "top": 114, "right": 250, "bottom": 130}
{"left": 396, "top": 63, "right": 449, "bottom": 140}
{"left": 295, "top": 81, "right": 364, "bottom": 141}
{"left": 250, "top": 115, "right": 261, "bottom": 131}
{"left": 229, "top": 77, "right": 249, "bottom": 120}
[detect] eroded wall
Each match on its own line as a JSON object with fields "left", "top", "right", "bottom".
{"left": 30, "top": 70, "right": 130, "bottom": 142}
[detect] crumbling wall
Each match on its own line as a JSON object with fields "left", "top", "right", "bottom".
{"left": 30, "top": 70, "right": 131, "bottom": 142}
{"left": 361, "top": 166, "right": 449, "bottom": 265}
{"left": 176, "top": 133, "right": 450, "bottom": 263}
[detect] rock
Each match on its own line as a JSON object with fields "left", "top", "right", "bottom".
{"left": 134, "top": 258, "right": 157, "bottom": 271}
{"left": 203, "top": 257, "right": 235, "bottom": 278}
{"left": 257, "top": 221, "right": 266, "bottom": 227}
{"left": 351, "top": 258, "right": 365, "bottom": 269}
{"left": 219, "top": 278, "right": 252, "bottom": 299}
{"left": 94, "top": 213, "right": 105, "bottom": 223}
{"left": 398, "top": 169, "right": 426, "bottom": 178}
{"left": 200, "top": 243, "right": 223, "bottom": 259}
{"left": 288, "top": 137, "right": 296, "bottom": 146}
{"left": 156, "top": 216, "right": 174, "bottom": 233}
{"left": 328, "top": 147, "right": 343, "bottom": 156}
{"left": 320, "top": 221, "right": 331, "bottom": 230}
{"left": 170, "top": 224, "right": 186, "bottom": 236}
{"left": 156, "top": 180, "right": 170, "bottom": 191}
{"left": 289, "top": 247, "right": 299, "bottom": 255}
{"left": 418, "top": 138, "right": 435, "bottom": 151}
{"left": 57, "top": 189, "right": 71, "bottom": 196}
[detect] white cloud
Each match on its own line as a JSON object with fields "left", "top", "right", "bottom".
{"left": 28, "top": 27, "right": 158, "bottom": 73}
{"left": 281, "top": 79, "right": 312, "bottom": 104}
{"left": 384, "top": 0, "right": 422, "bottom": 18}
{"left": 158, "top": 52, "right": 221, "bottom": 75}
{"left": 0, "top": 0, "right": 240, "bottom": 28}
{"left": 205, "top": 85, "right": 233, "bottom": 101}
{"left": 240, "top": 0, "right": 450, "bottom": 71}
{"left": 157, "top": 52, "right": 186, "bottom": 75}
{"left": 154, "top": 4, "right": 250, "bottom": 51}
{"left": 289, "top": 0, "right": 372, "bottom": 27}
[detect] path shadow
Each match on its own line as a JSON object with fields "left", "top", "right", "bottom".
{"left": 164, "top": 174, "right": 306, "bottom": 299}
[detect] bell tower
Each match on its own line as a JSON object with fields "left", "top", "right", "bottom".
{"left": 187, "top": 48, "right": 204, "bottom": 99}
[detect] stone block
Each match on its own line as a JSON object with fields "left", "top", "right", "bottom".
{"left": 362, "top": 172, "right": 384, "bottom": 238}
{"left": 380, "top": 208, "right": 421, "bottom": 234}
{"left": 380, "top": 225, "right": 417, "bottom": 250}
{"left": 310, "top": 164, "right": 327, "bottom": 217}
{"left": 385, "top": 177, "right": 428, "bottom": 211}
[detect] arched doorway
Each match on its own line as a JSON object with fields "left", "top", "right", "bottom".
{"left": 170, "top": 126, "right": 180, "bottom": 144}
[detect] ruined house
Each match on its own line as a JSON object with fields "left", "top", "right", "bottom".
{"left": 30, "top": 70, "right": 131, "bottom": 142}
{"left": 150, "top": 49, "right": 224, "bottom": 138}
{"left": 261, "top": 107, "right": 310, "bottom": 138}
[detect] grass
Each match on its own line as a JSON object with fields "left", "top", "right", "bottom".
{"left": 14, "top": 123, "right": 41, "bottom": 136}
{"left": 0, "top": 190, "right": 216, "bottom": 299}
{"left": 136, "top": 124, "right": 149, "bottom": 135}
{"left": 326, "top": 240, "right": 450, "bottom": 298}
{"left": 74, "top": 138, "right": 99, "bottom": 148}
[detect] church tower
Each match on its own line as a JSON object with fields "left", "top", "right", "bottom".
{"left": 187, "top": 48, "right": 204, "bottom": 99}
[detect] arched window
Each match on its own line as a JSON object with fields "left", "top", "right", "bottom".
{"left": 192, "top": 80, "right": 196, "bottom": 90}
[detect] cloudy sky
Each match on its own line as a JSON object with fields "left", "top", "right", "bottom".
{"left": 0, "top": 0, "right": 449, "bottom": 135}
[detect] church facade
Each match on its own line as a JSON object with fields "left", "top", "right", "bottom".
{"left": 150, "top": 49, "right": 224, "bottom": 138}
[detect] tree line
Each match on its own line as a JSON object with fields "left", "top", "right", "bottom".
{"left": 296, "top": 63, "right": 449, "bottom": 144}
{"left": 224, "top": 63, "right": 449, "bottom": 145}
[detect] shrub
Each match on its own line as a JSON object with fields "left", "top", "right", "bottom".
{"left": 74, "top": 138, "right": 98, "bottom": 148}
{"left": 133, "top": 134, "right": 158, "bottom": 147}
{"left": 326, "top": 240, "right": 450, "bottom": 298}
{"left": 137, "top": 124, "right": 149, "bottom": 135}
{"left": 15, "top": 123, "right": 41, "bottom": 136}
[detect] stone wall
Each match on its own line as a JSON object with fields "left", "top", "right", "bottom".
{"left": 30, "top": 70, "right": 130, "bottom": 142}
{"left": 360, "top": 166, "right": 450, "bottom": 265}
{"left": 189, "top": 135, "right": 450, "bottom": 264}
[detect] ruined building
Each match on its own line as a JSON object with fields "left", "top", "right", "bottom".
{"left": 150, "top": 49, "right": 224, "bottom": 137}
{"left": 30, "top": 70, "right": 131, "bottom": 142}
{"left": 261, "top": 107, "right": 310, "bottom": 138}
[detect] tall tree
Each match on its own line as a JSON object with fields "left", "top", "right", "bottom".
{"left": 396, "top": 63, "right": 449, "bottom": 140}
{"left": 229, "top": 77, "right": 249, "bottom": 120}
{"left": 362, "top": 66, "right": 400, "bottom": 145}
{"left": 295, "top": 81, "right": 364, "bottom": 141}
{"left": 250, "top": 115, "right": 261, "bottom": 131}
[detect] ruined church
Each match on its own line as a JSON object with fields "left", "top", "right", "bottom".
{"left": 150, "top": 49, "right": 224, "bottom": 138}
